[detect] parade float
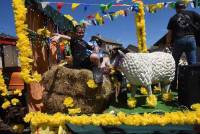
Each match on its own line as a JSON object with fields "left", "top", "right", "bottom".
{"left": 0, "top": 0, "right": 200, "bottom": 133}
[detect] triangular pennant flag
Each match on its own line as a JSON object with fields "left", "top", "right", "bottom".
{"left": 107, "top": 2, "right": 113, "bottom": 9}
{"left": 84, "top": 5, "right": 88, "bottom": 12}
{"left": 95, "top": 13, "right": 104, "bottom": 25}
{"left": 57, "top": 2, "right": 64, "bottom": 12}
{"left": 87, "top": 15, "right": 95, "bottom": 19}
{"left": 72, "top": 3, "right": 80, "bottom": 11}
{"left": 164, "top": 2, "right": 169, "bottom": 8}
{"left": 100, "top": 4, "right": 107, "bottom": 13}
{"left": 145, "top": 5, "right": 149, "bottom": 12}
{"left": 169, "top": 2, "right": 175, "bottom": 9}
{"left": 91, "top": 20, "right": 97, "bottom": 25}
{"left": 41, "top": 2, "right": 49, "bottom": 9}
{"left": 116, "top": 0, "right": 123, "bottom": 3}
{"left": 64, "top": 14, "right": 73, "bottom": 21}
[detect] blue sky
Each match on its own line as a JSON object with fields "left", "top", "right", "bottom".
{"left": 0, "top": 0, "right": 200, "bottom": 48}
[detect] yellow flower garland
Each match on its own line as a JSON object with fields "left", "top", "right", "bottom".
{"left": 0, "top": 71, "right": 8, "bottom": 96}
{"left": 24, "top": 104, "right": 200, "bottom": 127}
{"left": 12, "top": 0, "right": 41, "bottom": 83}
{"left": 134, "top": 1, "right": 147, "bottom": 53}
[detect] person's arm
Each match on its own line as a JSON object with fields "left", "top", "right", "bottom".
{"left": 166, "top": 17, "right": 173, "bottom": 47}
{"left": 166, "top": 30, "right": 172, "bottom": 47}
{"left": 193, "top": 11, "right": 200, "bottom": 24}
{"left": 51, "top": 33, "right": 71, "bottom": 43}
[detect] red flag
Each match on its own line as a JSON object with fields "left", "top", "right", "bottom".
{"left": 57, "top": 2, "right": 64, "bottom": 12}
{"left": 87, "top": 15, "right": 95, "bottom": 19}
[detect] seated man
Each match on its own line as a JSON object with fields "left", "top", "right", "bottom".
{"left": 51, "top": 25, "right": 103, "bottom": 83}
{"left": 70, "top": 25, "right": 100, "bottom": 69}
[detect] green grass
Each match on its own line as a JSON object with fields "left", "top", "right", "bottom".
{"left": 104, "top": 92, "right": 180, "bottom": 114}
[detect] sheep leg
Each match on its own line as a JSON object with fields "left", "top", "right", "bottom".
{"left": 130, "top": 85, "right": 137, "bottom": 98}
{"left": 161, "top": 82, "right": 171, "bottom": 93}
{"left": 147, "top": 85, "right": 152, "bottom": 96}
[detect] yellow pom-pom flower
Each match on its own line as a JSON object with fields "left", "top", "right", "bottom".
{"left": 191, "top": 103, "right": 200, "bottom": 111}
{"left": 11, "top": 98, "right": 20, "bottom": 106}
{"left": 14, "top": 89, "right": 22, "bottom": 96}
{"left": 127, "top": 97, "right": 137, "bottom": 108}
{"left": 2, "top": 100, "right": 11, "bottom": 109}
{"left": 162, "top": 93, "right": 173, "bottom": 102}
{"left": 68, "top": 108, "right": 81, "bottom": 115}
{"left": 146, "top": 95, "right": 157, "bottom": 107}
{"left": 87, "top": 79, "right": 98, "bottom": 89}
{"left": 140, "top": 87, "right": 148, "bottom": 95}
{"left": 126, "top": 83, "right": 131, "bottom": 89}
{"left": 63, "top": 97, "right": 74, "bottom": 108}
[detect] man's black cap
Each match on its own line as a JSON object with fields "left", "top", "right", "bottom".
{"left": 175, "top": 1, "right": 186, "bottom": 8}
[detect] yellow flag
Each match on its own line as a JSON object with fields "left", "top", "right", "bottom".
{"left": 72, "top": 3, "right": 80, "bottom": 11}
{"left": 64, "top": 14, "right": 73, "bottom": 20}
{"left": 64, "top": 14, "right": 78, "bottom": 26}
{"left": 95, "top": 13, "right": 103, "bottom": 25}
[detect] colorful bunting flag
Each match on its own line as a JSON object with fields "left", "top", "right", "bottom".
{"left": 95, "top": 13, "right": 104, "bottom": 25}
{"left": 56, "top": 2, "right": 64, "bottom": 12}
{"left": 72, "top": 3, "right": 80, "bottom": 11}
{"left": 100, "top": 3, "right": 113, "bottom": 13}
{"left": 41, "top": 2, "right": 49, "bottom": 9}
{"left": 64, "top": 14, "right": 78, "bottom": 26}
{"left": 84, "top": 5, "right": 88, "bottom": 12}
{"left": 87, "top": 15, "right": 95, "bottom": 20}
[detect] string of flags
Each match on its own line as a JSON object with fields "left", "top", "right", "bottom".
{"left": 40, "top": 0, "right": 199, "bottom": 27}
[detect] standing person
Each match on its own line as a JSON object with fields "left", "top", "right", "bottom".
{"left": 166, "top": 1, "right": 200, "bottom": 90}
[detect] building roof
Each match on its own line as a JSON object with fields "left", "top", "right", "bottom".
{"left": 25, "top": 0, "right": 74, "bottom": 32}
{"left": 0, "top": 33, "right": 17, "bottom": 40}
{"left": 90, "top": 35, "right": 122, "bottom": 46}
{"left": 0, "top": 33, "right": 17, "bottom": 45}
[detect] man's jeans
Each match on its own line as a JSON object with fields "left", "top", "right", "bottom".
{"left": 171, "top": 35, "right": 197, "bottom": 90}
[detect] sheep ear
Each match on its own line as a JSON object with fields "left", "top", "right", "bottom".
{"left": 118, "top": 50, "right": 125, "bottom": 57}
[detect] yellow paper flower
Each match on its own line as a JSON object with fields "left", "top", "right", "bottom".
{"left": 2, "top": 100, "right": 11, "bottom": 109}
{"left": 191, "top": 103, "right": 200, "bottom": 111}
{"left": 146, "top": 95, "right": 157, "bottom": 107}
{"left": 140, "top": 87, "right": 148, "bottom": 95}
{"left": 63, "top": 97, "right": 74, "bottom": 108}
{"left": 153, "top": 86, "right": 161, "bottom": 94}
{"left": 127, "top": 97, "right": 137, "bottom": 108}
{"left": 162, "top": 93, "right": 173, "bottom": 102}
{"left": 87, "top": 79, "right": 98, "bottom": 89}
{"left": 14, "top": 89, "right": 22, "bottom": 96}
{"left": 68, "top": 108, "right": 81, "bottom": 115}
{"left": 37, "top": 28, "right": 51, "bottom": 37}
{"left": 11, "top": 98, "right": 20, "bottom": 106}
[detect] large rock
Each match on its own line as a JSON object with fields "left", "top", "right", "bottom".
{"left": 42, "top": 66, "right": 113, "bottom": 114}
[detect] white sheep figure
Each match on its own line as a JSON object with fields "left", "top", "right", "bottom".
{"left": 115, "top": 50, "right": 175, "bottom": 105}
